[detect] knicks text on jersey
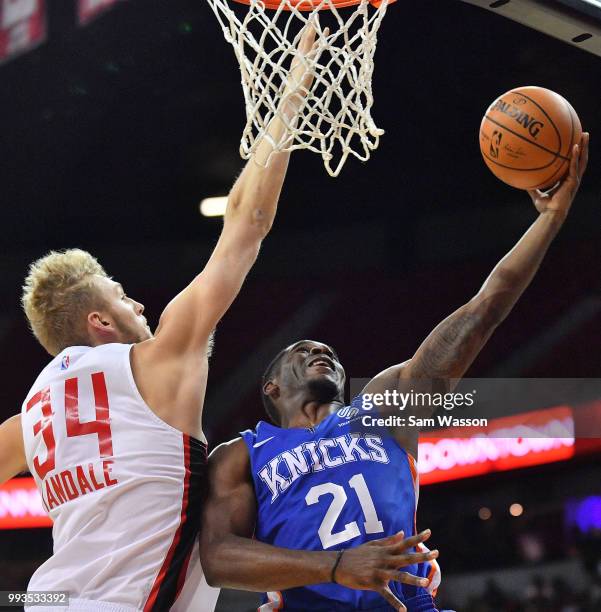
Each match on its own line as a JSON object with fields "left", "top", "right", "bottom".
{"left": 241, "top": 397, "right": 441, "bottom": 611}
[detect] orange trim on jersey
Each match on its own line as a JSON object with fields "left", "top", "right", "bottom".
{"left": 406, "top": 453, "right": 419, "bottom": 534}
{"left": 416, "top": 543, "right": 440, "bottom": 597}
{"left": 144, "top": 435, "right": 191, "bottom": 612}
{"left": 429, "top": 558, "right": 440, "bottom": 597}
{"left": 258, "top": 591, "right": 284, "bottom": 611}
{"left": 406, "top": 453, "right": 418, "bottom": 490}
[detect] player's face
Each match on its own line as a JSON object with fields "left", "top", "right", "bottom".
{"left": 280, "top": 340, "right": 345, "bottom": 395}
{"left": 95, "top": 276, "right": 153, "bottom": 344}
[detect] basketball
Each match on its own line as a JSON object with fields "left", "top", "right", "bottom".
{"left": 479, "top": 86, "right": 582, "bottom": 190}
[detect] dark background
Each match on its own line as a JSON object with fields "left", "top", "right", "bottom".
{"left": 0, "top": 1, "right": 600, "bottom": 610}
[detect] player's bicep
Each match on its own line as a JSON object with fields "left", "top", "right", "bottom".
{"left": 361, "top": 363, "right": 407, "bottom": 398}
{"left": 201, "top": 439, "right": 256, "bottom": 546}
{"left": 405, "top": 296, "right": 496, "bottom": 384}
{"left": 0, "top": 415, "right": 27, "bottom": 485}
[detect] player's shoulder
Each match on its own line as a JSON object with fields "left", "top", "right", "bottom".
{"left": 213, "top": 421, "right": 280, "bottom": 456}
{"left": 207, "top": 437, "right": 254, "bottom": 488}
{"left": 209, "top": 437, "right": 249, "bottom": 471}
{"left": 210, "top": 436, "right": 247, "bottom": 458}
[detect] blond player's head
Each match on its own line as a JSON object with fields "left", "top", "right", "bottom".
{"left": 22, "top": 249, "right": 152, "bottom": 356}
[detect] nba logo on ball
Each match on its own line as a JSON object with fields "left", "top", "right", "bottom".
{"left": 480, "top": 86, "right": 582, "bottom": 190}
{"left": 337, "top": 406, "right": 359, "bottom": 419}
{"left": 61, "top": 355, "right": 70, "bottom": 370}
{"left": 490, "top": 131, "right": 503, "bottom": 159}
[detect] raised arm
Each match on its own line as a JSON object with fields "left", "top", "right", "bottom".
{"left": 149, "top": 26, "right": 320, "bottom": 356}
{"left": 130, "top": 29, "right": 322, "bottom": 437}
{"left": 0, "top": 415, "right": 27, "bottom": 485}
{"left": 406, "top": 134, "right": 588, "bottom": 382}
{"left": 364, "top": 134, "right": 589, "bottom": 455}
{"left": 200, "top": 439, "right": 436, "bottom": 610}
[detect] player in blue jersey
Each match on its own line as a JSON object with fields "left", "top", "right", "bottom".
{"left": 200, "top": 135, "right": 589, "bottom": 611}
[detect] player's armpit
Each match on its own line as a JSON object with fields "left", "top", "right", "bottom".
{"left": 0, "top": 414, "right": 28, "bottom": 485}
{"left": 361, "top": 364, "right": 444, "bottom": 459}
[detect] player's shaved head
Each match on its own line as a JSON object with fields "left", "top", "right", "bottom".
{"left": 261, "top": 344, "right": 294, "bottom": 425}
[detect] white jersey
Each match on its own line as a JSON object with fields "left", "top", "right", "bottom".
{"left": 20, "top": 343, "right": 209, "bottom": 612}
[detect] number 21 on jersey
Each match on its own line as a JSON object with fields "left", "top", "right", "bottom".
{"left": 305, "top": 473, "right": 384, "bottom": 549}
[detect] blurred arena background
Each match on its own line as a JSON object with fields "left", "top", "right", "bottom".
{"left": 0, "top": 1, "right": 600, "bottom": 610}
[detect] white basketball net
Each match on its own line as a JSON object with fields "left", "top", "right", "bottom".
{"left": 207, "top": 0, "right": 391, "bottom": 177}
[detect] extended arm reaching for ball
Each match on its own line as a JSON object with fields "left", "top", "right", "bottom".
{"left": 364, "top": 133, "right": 589, "bottom": 457}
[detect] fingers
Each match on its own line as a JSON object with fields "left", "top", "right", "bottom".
{"left": 369, "top": 529, "right": 432, "bottom": 553}
{"left": 380, "top": 569, "right": 431, "bottom": 587}
{"left": 527, "top": 188, "right": 547, "bottom": 200}
{"left": 298, "top": 19, "right": 318, "bottom": 55}
{"left": 568, "top": 131, "right": 589, "bottom": 181}
{"left": 578, "top": 132, "right": 590, "bottom": 180}
{"left": 377, "top": 585, "right": 406, "bottom": 611}
{"left": 287, "top": 21, "right": 328, "bottom": 98}
{"left": 370, "top": 530, "right": 405, "bottom": 547}
{"left": 303, "top": 26, "right": 316, "bottom": 54}
{"left": 385, "top": 549, "right": 439, "bottom": 569}
{"left": 567, "top": 142, "right": 580, "bottom": 185}
{"left": 385, "top": 529, "right": 431, "bottom": 553}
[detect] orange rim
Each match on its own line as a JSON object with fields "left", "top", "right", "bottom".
{"left": 233, "top": 0, "right": 394, "bottom": 11}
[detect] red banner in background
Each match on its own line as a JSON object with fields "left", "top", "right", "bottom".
{"left": 419, "top": 406, "right": 576, "bottom": 485}
{"left": 0, "top": 477, "right": 51, "bottom": 529}
{"left": 0, "top": 0, "right": 46, "bottom": 65}
{"left": 78, "top": 0, "right": 121, "bottom": 26}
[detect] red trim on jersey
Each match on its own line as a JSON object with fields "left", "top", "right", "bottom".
{"left": 143, "top": 434, "right": 191, "bottom": 612}
{"left": 175, "top": 545, "right": 194, "bottom": 599}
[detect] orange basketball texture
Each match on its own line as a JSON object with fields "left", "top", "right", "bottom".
{"left": 479, "top": 87, "right": 582, "bottom": 190}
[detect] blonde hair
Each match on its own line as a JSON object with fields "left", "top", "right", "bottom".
{"left": 22, "top": 249, "right": 109, "bottom": 356}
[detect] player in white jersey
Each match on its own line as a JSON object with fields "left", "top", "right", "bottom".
{"left": 0, "top": 26, "right": 321, "bottom": 612}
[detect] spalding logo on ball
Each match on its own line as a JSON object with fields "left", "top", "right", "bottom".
{"left": 479, "top": 86, "right": 582, "bottom": 190}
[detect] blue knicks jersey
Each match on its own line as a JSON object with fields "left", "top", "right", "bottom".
{"left": 241, "top": 398, "right": 438, "bottom": 611}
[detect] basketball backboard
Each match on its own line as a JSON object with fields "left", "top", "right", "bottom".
{"left": 460, "top": 0, "right": 601, "bottom": 57}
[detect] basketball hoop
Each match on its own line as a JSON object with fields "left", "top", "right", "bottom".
{"left": 207, "top": 0, "right": 395, "bottom": 177}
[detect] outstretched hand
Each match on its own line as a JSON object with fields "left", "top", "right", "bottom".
{"left": 282, "top": 21, "right": 329, "bottom": 110}
{"left": 334, "top": 529, "right": 438, "bottom": 612}
{"left": 528, "top": 132, "right": 590, "bottom": 219}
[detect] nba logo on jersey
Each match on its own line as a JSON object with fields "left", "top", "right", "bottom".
{"left": 337, "top": 406, "right": 359, "bottom": 419}
{"left": 60, "top": 355, "right": 70, "bottom": 370}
